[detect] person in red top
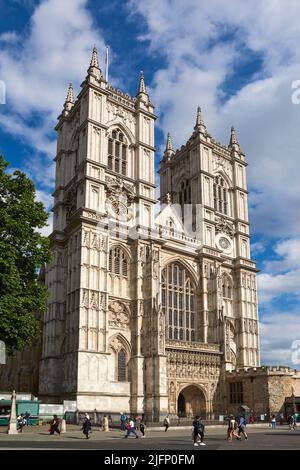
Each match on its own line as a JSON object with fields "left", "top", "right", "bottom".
{"left": 249, "top": 413, "right": 254, "bottom": 424}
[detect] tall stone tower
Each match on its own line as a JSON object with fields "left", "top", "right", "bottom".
{"left": 39, "top": 48, "right": 165, "bottom": 416}
{"left": 160, "top": 107, "right": 260, "bottom": 370}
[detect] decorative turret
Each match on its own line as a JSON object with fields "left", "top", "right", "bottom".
{"left": 164, "top": 132, "right": 175, "bottom": 160}
{"left": 87, "top": 46, "right": 102, "bottom": 81}
{"left": 136, "top": 71, "right": 149, "bottom": 103}
{"left": 194, "top": 105, "right": 207, "bottom": 134}
{"left": 229, "top": 126, "right": 240, "bottom": 152}
{"left": 63, "top": 82, "right": 75, "bottom": 115}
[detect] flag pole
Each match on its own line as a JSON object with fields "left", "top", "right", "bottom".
{"left": 105, "top": 46, "right": 109, "bottom": 82}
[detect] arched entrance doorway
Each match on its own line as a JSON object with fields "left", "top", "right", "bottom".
{"left": 177, "top": 385, "right": 206, "bottom": 418}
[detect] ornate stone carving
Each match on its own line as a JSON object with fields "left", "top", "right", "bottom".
{"left": 108, "top": 301, "right": 130, "bottom": 328}
{"left": 109, "top": 336, "right": 124, "bottom": 353}
{"left": 65, "top": 185, "right": 77, "bottom": 221}
{"left": 90, "top": 291, "right": 99, "bottom": 310}
{"left": 215, "top": 216, "right": 235, "bottom": 237}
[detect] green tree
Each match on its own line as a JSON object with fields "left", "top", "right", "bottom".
{"left": 0, "top": 155, "right": 50, "bottom": 353}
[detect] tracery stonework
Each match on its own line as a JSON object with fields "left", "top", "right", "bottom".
{"left": 108, "top": 301, "right": 130, "bottom": 328}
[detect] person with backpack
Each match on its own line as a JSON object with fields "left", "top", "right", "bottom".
{"left": 163, "top": 415, "right": 170, "bottom": 432}
{"left": 192, "top": 416, "right": 206, "bottom": 446}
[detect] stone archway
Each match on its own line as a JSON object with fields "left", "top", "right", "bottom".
{"left": 177, "top": 385, "right": 206, "bottom": 419}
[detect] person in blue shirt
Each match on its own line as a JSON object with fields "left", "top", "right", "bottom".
{"left": 238, "top": 415, "right": 248, "bottom": 440}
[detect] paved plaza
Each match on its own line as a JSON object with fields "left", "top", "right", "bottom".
{"left": 0, "top": 425, "right": 299, "bottom": 450}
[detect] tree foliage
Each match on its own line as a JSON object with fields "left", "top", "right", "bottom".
{"left": 0, "top": 155, "right": 50, "bottom": 353}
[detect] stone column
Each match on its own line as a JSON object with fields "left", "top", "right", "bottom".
{"left": 7, "top": 390, "right": 18, "bottom": 435}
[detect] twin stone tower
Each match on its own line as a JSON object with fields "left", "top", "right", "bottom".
{"left": 39, "top": 47, "right": 260, "bottom": 421}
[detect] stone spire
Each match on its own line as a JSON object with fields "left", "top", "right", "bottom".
{"left": 194, "top": 105, "right": 206, "bottom": 134}
{"left": 66, "top": 82, "right": 74, "bottom": 104}
{"left": 63, "top": 82, "right": 75, "bottom": 115}
{"left": 87, "top": 46, "right": 102, "bottom": 80}
{"left": 136, "top": 71, "right": 149, "bottom": 103}
{"left": 164, "top": 132, "right": 175, "bottom": 160}
{"left": 229, "top": 126, "right": 240, "bottom": 151}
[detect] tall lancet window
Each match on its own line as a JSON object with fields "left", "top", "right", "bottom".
{"left": 117, "top": 349, "right": 127, "bottom": 381}
{"left": 213, "top": 176, "right": 229, "bottom": 215}
{"left": 162, "top": 263, "right": 196, "bottom": 342}
{"left": 107, "top": 128, "right": 127, "bottom": 176}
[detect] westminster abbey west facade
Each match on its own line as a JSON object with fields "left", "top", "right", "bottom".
{"left": 38, "top": 47, "right": 260, "bottom": 421}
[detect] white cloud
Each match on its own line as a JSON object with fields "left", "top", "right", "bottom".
{"left": 0, "top": 0, "right": 107, "bottom": 190}
{"left": 257, "top": 238, "right": 300, "bottom": 304}
{"left": 260, "top": 310, "right": 300, "bottom": 367}
{"left": 130, "top": 0, "right": 300, "bottom": 238}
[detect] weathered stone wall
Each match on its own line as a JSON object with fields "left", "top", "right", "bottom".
{"left": 226, "top": 367, "right": 300, "bottom": 417}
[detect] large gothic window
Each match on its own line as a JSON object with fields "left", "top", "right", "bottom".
{"left": 213, "top": 176, "right": 228, "bottom": 215}
{"left": 117, "top": 349, "right": 127, "bottom": 381}
{"left": 109, "top": 247, "right": 128, "bottom": 277}
{"left": 162, "top": 263, "right": 196, "bottom": 342}
{"left": 107, "top": 128, "right": 127, "bottom": 176}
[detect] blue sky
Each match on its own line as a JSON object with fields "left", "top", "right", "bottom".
{"left": 0, "top": 0, "right": 300, "bottom": 367}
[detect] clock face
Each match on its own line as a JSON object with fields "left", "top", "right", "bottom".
{"left": 216, "top": 234, "right": 232, "bottom": 253}
{"left": 219, "top": 237, "right": 230, "bottom": 250}
{"left": 106, "top": 196, "right": 131, "bottom": 221}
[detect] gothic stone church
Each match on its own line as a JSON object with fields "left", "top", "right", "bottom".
{"left": 4, "top": 48, "right": 263, "bottom": 420}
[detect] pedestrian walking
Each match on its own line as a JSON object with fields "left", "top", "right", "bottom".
{"left": 120, "top": 412, "right": 126, "bottom": 431}
{"left": 227, "top": 415, "right": 241, "bottom": 441}
{"left": 140, "top": 414, "right": 146, "bottom": 438}
{"left": 271, "top": 414, "right": 276, "bottom": 429}
{"left": 192, "top": 415, "right": 206, "bottom": 446}
{"left": 163, "top": 415, "right": 170, "bottom": 432}
{"left": 17, "top": 414, "right": 26, "bottom": 433}
{"left": 124, "top": 417, "right": 139, "bottom": 438}
{"left": 237, "top": 415, "right": 248, "bottom": 440}
{"left": 49, "top": 414, "right": 61, "bottom": 435}
{"left": 82, "top": 413, "right": 92, "bottom": 439}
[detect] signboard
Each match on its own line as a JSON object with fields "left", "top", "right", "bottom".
{"left": 219, "top": 415, "right": 224, "bottom": 421}
{"left": 260, "top": 414, "right": 265, "bottom": 421}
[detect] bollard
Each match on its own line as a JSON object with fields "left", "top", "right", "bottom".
{"left": 60, "top": 418, "right": 67, "bottom": 433}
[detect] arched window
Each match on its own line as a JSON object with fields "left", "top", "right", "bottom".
{"left": 117, "top": 349, "right": 127, "bottom": 381}
{"left": 109, "top": 247, "right": 128, "bottom": 277}
{"left": 162, "top": 263, "right": 196, "bottom": 342}
{"left": 107, "top": 128, "right": 127, "bottom": 176}
{"left": 213, "top": 176, "right": 229, "bottom": 215}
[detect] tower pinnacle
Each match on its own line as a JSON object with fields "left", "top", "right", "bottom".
{"left": 87, "top": 46, "right": 102, "bottom": 80}
{"left": 164, "top": 132, "right": 175, "bottom": 160}
{"left": 63, "top": 82, "right": 75, "bottom": 115}
{"left": 229, "top": 126, "right": 240, "bottom": 151}
{"left": 136, "top": 71, "right": 149, "bottom": 105}
{"left": 65, "top": 82, "right": 74, "bottom": 104}
{"left": 194, "top": 105, "right": 206, "bottom": 134}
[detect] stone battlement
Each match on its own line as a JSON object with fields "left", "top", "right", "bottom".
{"left": 106, "top": 84, "right": 136, "bottom": 109}
{"left": 227, "top": 365, "right": 298, "bottom": 376}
